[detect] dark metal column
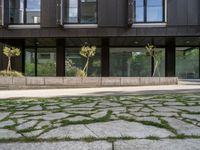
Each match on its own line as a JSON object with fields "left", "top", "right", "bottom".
{"left": 101, "top": 38, "right": 110, "bottom": 77}
{"left": 165, "top": 38, "right": 176, "bottom": 77}
{"left": 56, "top": 38, "right": 65, "bottom": 76}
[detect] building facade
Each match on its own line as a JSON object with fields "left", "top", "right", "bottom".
{"left": 0, "top": 0, "right": 200, "bottom": 78}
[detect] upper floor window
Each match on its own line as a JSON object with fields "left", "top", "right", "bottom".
{"left": 0, "top": 0, "right": 3, "bottom": 25}
{"left": 9, "top": 0, "right": 40, "bottom": 24}
{"left": 64, "top": 0, "right": 97, "bottom": 24}
{"left": 135, "top": 0, "right": 165, "bottom": 23}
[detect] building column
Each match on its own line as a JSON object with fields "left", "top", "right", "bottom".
{"left": 101, "top": 38, "right": 110, "bottom": 77}
{"left": 199, "top": 46, "right": 200, "bottom": 79}
{"left": 165, "top": 38, "right": 176, "bottom": 77}
{"left": 56, "top": 38, "right": 65, "bottom": 76}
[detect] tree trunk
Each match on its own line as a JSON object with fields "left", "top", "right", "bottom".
{"left": 83, "top": 57, "right": 90, "bottom": 76}
{"left": 7, "top": 56, "right": 12, "bottom": 72}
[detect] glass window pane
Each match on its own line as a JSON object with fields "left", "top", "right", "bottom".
{"left": 176, "top": 47, "right": 199, "bottom": 79}
{"left": 9, "top": 0, "right": 24, "bottom": 24}
{"left": 80, "top": 0, "right": 97, "bottom": 23}
{"left": 0, "top": 0, "right": 3, "bottom": 25}
{"left": 65, "top": 47, "right": 101, "bottom": 77}
{"left": 135, "top": 0, "right": 144, "bottom": 22}
{"left": 25, "top": 48, "right": 35, "bottom": 76}
{"left": 37, "top": 48, "right": 56, "bottom": 76}
{"left": 26, "top": 0, "right": 40, "bottom": 23}
{"left": 64, "top": 0, "right": 78, "bottom": 23}
{"left": 147, "top": 0, "right": 163, "bottom": 22}
{"left": 154, "top": 48, "right": 165, "bottom": 77}
{"left": 110, "top": 48, "right": 152, "bottom": 77}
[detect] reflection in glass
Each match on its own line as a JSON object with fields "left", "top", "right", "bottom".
{"left": 0, "top": 0, "right": 3, "bottom": 25}
{"left": 25, "top": 48, "right": 35, "bottom": 76}
{"left": 9, "top": 0, "right": 24, "bottom": 24}
{"left": 9, "top": 0, "right": 40, "bottom": 24}
{"left": 65, "top": 48, "right": 101, "bottom": 76}
{"left": 80, "top": 0, "right": 97, "bottom": 23}
{"left": 26, "top": 0, "right": 40, "bottom": 23}
{"left": 110, "top": 48, "right": 152, "bottom": 77}
{"left": 147, "top": 0, "right": 163, "bottom": 22}
{"left": 37, "top": 48, "right": 56, "bottom": 76}
{"left": 176, "top": 47, "right": 199, "bottom": 79}
{"left": 135, "top": 0, "right": 144, "bottom": 22}
{"left": 64, "top": 0, "right": 97, "bottom": 24}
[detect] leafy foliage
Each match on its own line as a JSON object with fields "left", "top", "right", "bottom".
{"left": 3, "top": 46, "right": 21, "bottom": 72}
{"left": 0, "top": 70, "right": 23, "bottom": 77}
{"left": 80, "top": 43, "right": 97, "bottom": 76}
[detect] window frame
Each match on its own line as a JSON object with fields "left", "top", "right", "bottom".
{"left": 64, "top": 0, "right": 98, "bottom": 24}
{"left": 9, "top": 0, "right": 41, "bottom": 25}
{"left": 134, "top": 0, "right": 165, "bottom": 23}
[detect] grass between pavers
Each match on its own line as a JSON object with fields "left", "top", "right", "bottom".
{"left": 0, "top": 93, "right": 200, "bottom": 143}
{"left": 1, "top": 135, "right": 200, "bottom": 143}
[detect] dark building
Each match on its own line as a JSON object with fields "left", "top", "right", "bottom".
{"left": 0, "top": 0, "right": 200, "bottom": 78}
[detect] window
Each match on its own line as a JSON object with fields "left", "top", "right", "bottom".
{"left": 65, "top": 48, "right": 101, "bottom": 77}
{"left": 134, "top": 0, "right": 165, "bottom": 23}
{"left": 9, "top": 0, "right": 40, "bottom": 24}
{"left": 0, "top": 0, "right": 3, "bottom": 25}
{"left": 176, "top": 47, "right": 199, "bottom": 79}
{"left": 64, "top": 0, "right": 97, "bottom": 24}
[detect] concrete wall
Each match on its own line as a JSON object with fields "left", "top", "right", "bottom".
{"left": 0, "top": 77, "right": 178, "bottom": 90}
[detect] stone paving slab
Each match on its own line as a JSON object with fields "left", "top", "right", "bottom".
{"left": 0, "top": 141, "right": 112, "bottom": 150}
{"left": 114, "top": 139, "right": 200, "bottom": 150}
{"left": 40, "top": 125, "right": 97, "bottom": 139}
{"left": 86, "top": 120, "right": 174, "bottom": 138}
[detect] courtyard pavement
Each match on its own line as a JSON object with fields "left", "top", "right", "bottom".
{"left": 0, "top": 91, "right": 200, "bottom": 149}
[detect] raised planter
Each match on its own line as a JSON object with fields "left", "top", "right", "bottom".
{"left": 0, "top": 77, "right": 178, "bottom": 90}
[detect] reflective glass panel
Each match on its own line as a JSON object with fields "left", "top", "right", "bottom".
{"left": 26, "top": 0, "right": 40, "bottom": 23}
{"left": 176, "top": 47, "right": 199, "bottom": 79}
{"left": 110, "top": 48, "right": 152, "bottom": 77}
{"left": 37, "top": 48, "right": 56, "bottom": 76}
{"left": 25, "top": 48, "right": 35, "bottom": 76}
{"left": 147, "top": 0, "right": 163, "bottom": 22}
{"left": 65, "top": 48, "right": 101, "bottom": 77}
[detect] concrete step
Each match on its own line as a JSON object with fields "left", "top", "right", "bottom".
{"left": 179, "top": 79, "right": 200, "bottom": 85}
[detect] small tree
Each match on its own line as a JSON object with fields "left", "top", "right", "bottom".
{"left": 145, "top": 43, "right": 161, "bottom": 77}
{"left": 80, "top": 43, "right": 96, "bottom": 76}
{"left": 3, "top": 46, "right": 21, "bottom": 72}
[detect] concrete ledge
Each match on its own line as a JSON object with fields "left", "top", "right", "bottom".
{"left": 0, "top": 77, "right": 178, "bottom": 90}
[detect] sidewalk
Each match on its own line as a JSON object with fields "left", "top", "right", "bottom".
{"left": 0, "top": 85, "right": 200, "bottom": 99}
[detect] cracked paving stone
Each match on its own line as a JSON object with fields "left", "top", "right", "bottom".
{"left": 0, "top": 141, "right": 112, "bottom": 150}
{"left": 99, "top": 102, "right": 121, "bottom": 107}
{"left": 131, "top": 112, "right": 150, "bottom": 117}
{"left": 137, "top": 117, "right": 161, "bottom": 124}
{"left": 152, "top": 112, "right": 178, "bottom": 117}
{"left": 67, "top": 116, "right": 92, "bottom": 122}
{"left": 0, "top": 112, "right": 10, "bottom": 121}
{"left": 91, "top": 111, "right": 107, "bottom": 118}
{"left": 182, "top": 114, "right": 200, "bottom": 122}
{"left": 171, "top": 106, "right": 200, "bottom": 113}
{"left": 86, "top": 120, "right": 174, "bottom": 138}
{"left": 27, "top": 105, "right": 43, "bottom": 111}
{"left": 141, "top": 108, "right": 153, "bottom": 113}
{"left": 0, "top": 129, "right": 21, "bottom": 138}
{"left": 24, "top": 129, "right": 44, "bottom": 137}
{"left": 70, "top": 102, "right": 97, "bottom": 108}
{"left": 46, "top": 106, "right": 60, "bottom": 110}
{"left": 40, "top": 125, "right": 97, "bottom": 139}
{"left": 16, "top": 120, "right": 38, "bottom": 130}
{"left": 153, "top": 107, "right": 179, "bottom": 112}
{"left": 128, "top": 107, "right": 141, "bottom": 112}
{"left": 114, "top": 139, "right": 200, "bottom": 150}
{"left": 163, "top": 117, "right": 200, "bottom": 136}
{"left": 35, "top": 121, "right": 51, "bottom": 129}
{"left": 0, "top": 120, "right": 15, "bottom": 128}
{"left": 164, "top": 102, "right": 185, "bottom": 106}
